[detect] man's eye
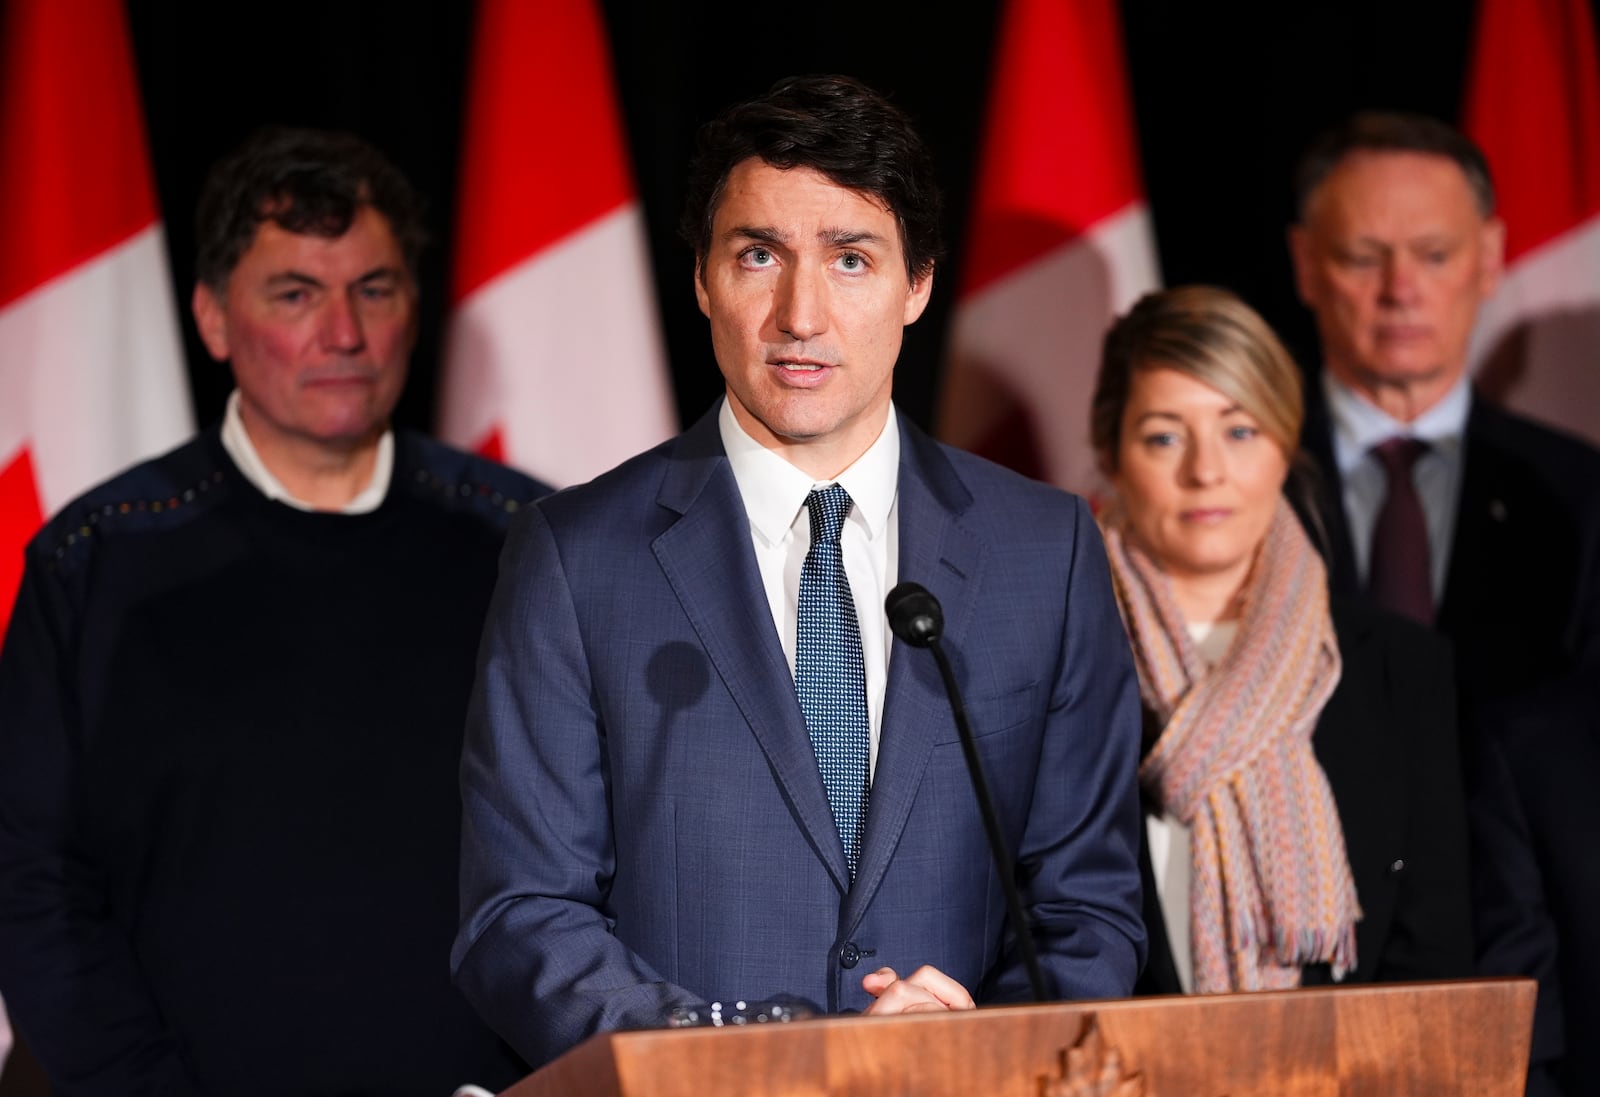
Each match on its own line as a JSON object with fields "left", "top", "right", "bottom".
{"left": 277, "top": 289, "right": 309, "bottom": 304}
{"left": 837, "top": 252, "right": 865, "bottom": 271}
{"left": 741, "top": 247, "right": 775, "bottom": 267}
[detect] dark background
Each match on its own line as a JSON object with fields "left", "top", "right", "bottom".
{"left": 117, "top": 1, "right": 1521, "bottom": 444}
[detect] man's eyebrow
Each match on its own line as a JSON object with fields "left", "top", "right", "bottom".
{"left": 1346, "top": 231, "right": 1458, "bottom": 250}
{"left": 818, "top": 227, "right": 888, "bottom": 248}
{"left": 724, "top": 225, "right": 789, "bottom": 247}
{"left": 719, "top": 226, "right": 890, "bottom": 250}
{"left": 262, "top": 266, "right": 405, "bottom": 288}
{"left": 262, "top": 273, "right": 328, "bottom": 294}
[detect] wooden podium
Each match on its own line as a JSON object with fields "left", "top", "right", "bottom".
{"left": 503, "top": 978, "right": 1534, "bottom": 1096}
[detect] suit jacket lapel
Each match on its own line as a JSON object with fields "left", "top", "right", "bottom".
{"left": 1301, "top": 385, "right": 1362, "bottom": 597}
{"left": 652, "top": 409, "right": 851, "bottom": 891}
{"left": 843, "top": 420, "right": 983, "bottom": 935}
{"left": 1438, "top": 396, "right": 1501, "bottom": 634}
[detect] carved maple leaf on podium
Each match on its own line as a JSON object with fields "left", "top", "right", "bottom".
{"left": 1042, "top": 1013, "right": 1146, "bottom": 1097}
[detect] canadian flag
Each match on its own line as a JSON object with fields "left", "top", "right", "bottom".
{"left": 938, "top": 0, "right": 1160, "bottom": 493}
{"left": 439, "top": 0, "right": 677, "bottom": 488}
{"left": 0, "top": 0, "right": 194, "bottom": 631}
{"left": 1463, "top": 0, "right": 1600, "bottom": 446}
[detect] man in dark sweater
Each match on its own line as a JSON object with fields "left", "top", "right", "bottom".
{"left": 0, "top": 128, "right": 547, "bottom": 1094}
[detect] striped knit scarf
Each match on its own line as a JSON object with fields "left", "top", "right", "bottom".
{"left": 1102, "top": 500, "right": 1359, "bottom": 993}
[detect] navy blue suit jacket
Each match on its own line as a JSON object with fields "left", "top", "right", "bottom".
{"left": 452, "top": 406, "right": 1146, "bottom": 1068}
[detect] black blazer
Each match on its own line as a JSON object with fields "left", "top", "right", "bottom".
{"left": 1135, "top": 597, "right": 1474, "bottom": 995}
{"left": 1299, "top": 389, "right": 1600, "bottom": 1094}
{"left": 1300, "top": 389, "right": 1600, "bottom": 701}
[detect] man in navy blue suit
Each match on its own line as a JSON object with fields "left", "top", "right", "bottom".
{"left": 452, "top": 74, "right": 1146, "bottom": 1070}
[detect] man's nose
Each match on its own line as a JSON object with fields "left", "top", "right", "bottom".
{"left": 774, "top": 263, "right": 828, "bottom": 342}
{"left": 321, "top": 292, "right": 366, "bottom": 352}
{"left": 1379, "top": 252, "right": 1421, "bottom": 305}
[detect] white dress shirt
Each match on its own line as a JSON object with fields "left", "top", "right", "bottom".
{"left": 719, "top": 398, "right": 900, "bottom": 778}
{"left": 1323, "top": 371, "right": 1469, "bottom": 601}
{"left": 220, "top": 390, "right": 393, "bottom": 514}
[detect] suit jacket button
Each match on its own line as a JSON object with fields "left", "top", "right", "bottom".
{"left": 840, "top": 942, "right": 861, "bottom": 969}
{"left": 1389, "top": 859, "right": 1406, "bottom": 874}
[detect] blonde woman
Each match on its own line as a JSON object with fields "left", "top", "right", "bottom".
{"left": 1091, "top": 286, "right": 1472, "bottom": 993}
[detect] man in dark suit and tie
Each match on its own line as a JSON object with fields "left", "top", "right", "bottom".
{"left": 452, "top": 74, "right": 1147, "bottom": 1070}
{"left": 1288, "top": 111, "right": 1600, "bottom": 1095}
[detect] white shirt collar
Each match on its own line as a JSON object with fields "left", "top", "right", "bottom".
{"left": 1323, "top": 370, "right": 1471, "bottom": 476}
{"left": 220, "top": 390, "right": 394, "bottom": 514}
{"left": 718, "top": 398, "right": 900, "bottom": 545}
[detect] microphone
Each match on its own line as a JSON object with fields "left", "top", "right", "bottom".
{"left": 885, "top": 582, "right": 1048, "bottom": 1003}
{"left": 884, "top": 582, "right": 942, "bottom": 646}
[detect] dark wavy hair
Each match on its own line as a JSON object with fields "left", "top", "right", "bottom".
{"left": 1294, "top": 111, "right": 1496, "bottom": 219}
{"left": 194, "top": 126, "right": 426, "bottom": 290}
{"left": 679, "top": 74, "right": 945, "bottom": 283}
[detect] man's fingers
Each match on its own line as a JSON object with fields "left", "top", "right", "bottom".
{"left": 898, "top": 964, "right": 976, "bottom": 1010}
{"left": 860, "top": 966, "right": 899, "bottom": 997}
{"left": 860, "top": 964, "right": 975, "bottom": 1014}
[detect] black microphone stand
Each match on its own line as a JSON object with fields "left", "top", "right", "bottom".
{"left": 886, "top": 582, "right": 1049, "bottom": 1003}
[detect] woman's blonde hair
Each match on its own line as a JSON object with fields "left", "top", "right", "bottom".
{"left": 1090, "top": 285, "right": 1304, "bottom": 472}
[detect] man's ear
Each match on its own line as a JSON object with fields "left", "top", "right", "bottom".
{"left": 693, "top": 258, "right": 711, "bottom": 319}
{"left": 192, "top": 282, "right": 230, "bottom": 362}
{"left": 1478, "top": 215, "right": 1507, "bottom": 301}
{"left": 1287, "top": 225, "right": 1316, "bottom": 307}
{"left": 903, "top": 264, "right": 934, "bottom": 326}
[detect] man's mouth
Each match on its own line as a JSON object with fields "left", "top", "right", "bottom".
{"left": 1375, "top": 324, "right": 1430, "bottom": 342}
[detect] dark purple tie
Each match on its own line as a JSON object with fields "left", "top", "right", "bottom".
{"left": 1368, "top": 436, "right": 1433, "bottom": 625}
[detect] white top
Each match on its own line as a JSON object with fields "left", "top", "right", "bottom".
{"left": 718, "top": 398, "right": 900, "bottom": 778}
{"left": 220, "top": 390, "right": 394, "bottom": 514}
{"left": 1146, "top": 618, "right": 1238, "bottom": 994}
{"left": 1323, "top": 371, "right": 1468, "bottom": 601}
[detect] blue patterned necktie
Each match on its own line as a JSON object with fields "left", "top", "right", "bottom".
{"left": 795, "top": 484, "right": 871, "bottom": 879}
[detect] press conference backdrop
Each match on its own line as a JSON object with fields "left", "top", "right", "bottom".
{"left": 115, "top": 0, "right": 1527, "bottom": 446}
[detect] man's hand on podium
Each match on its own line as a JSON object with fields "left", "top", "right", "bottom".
{"left": 861, "top": 965, "right": 977, "bottom": 1015}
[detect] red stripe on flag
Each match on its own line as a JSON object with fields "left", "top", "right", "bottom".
{"left": 450, "top": 0, "right": 636, "bottom": 302}
{"left": 1463, "top": 0, "right": 1600, "bottom": 264}
{"left": 0, "top": 449, "right": 45, "bottom": 634}
{"left": 959, "top": 0, "right": 1147, "bottom": 298}
{"left": 0, "top": 0, "right": 161, "bottom": 310}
